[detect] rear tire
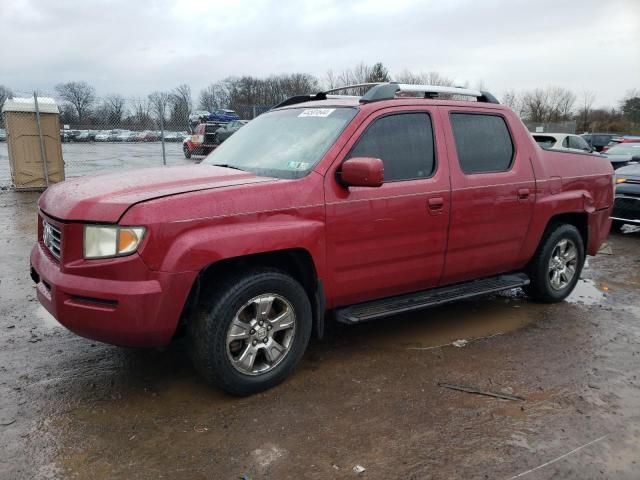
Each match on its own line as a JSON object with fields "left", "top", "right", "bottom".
{"left": 183, "top": 145, "right": 191, "bottom": 159}
{"left": 188, "top": 268, "right": 312, "bottom": 396}
{"left": 524, "top": 223, "right": 584, "bottom": 303}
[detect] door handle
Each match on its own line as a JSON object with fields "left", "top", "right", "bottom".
{"left": 517, "top": 188, "right": 530, "bottom": 200}
{"left": 428, "top": 197, "right": 444, "bottom": 210}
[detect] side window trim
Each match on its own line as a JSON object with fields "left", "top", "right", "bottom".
{"left": 448, "top": 111, "right": 516, "bottom": 175}
{"left": 345, "top": 110, "right": 438, "bottom": 183}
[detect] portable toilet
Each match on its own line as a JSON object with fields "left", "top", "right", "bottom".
{"left": 2, "top": 96, "right": 65, "bottom": 189}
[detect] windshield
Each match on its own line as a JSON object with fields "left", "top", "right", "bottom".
{"left": 202, "top": 107, "right": 358, "bottom": 179}
{"left": 606, "top": 144, "right": 640, "bottom": 155}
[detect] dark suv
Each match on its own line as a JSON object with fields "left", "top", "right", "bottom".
{"left": 581, "top": 133, "right": 620, "bottom": 152}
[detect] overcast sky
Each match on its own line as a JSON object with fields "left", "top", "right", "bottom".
{"left": 1, "top": 0, "right": 638, "bottom": 107}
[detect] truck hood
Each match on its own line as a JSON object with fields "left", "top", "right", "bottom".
{"left": 39, "top": 165, "right": 276, "bottom": 222}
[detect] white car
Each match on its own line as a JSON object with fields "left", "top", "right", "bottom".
{"left": 189, "top": 110, "right": 210, "bottom": 124}
{"left": 533, "top": 133, "right": 594, "bottom": 153}
{"left": 94, "top": 131, "right": 110, "bottom": 142}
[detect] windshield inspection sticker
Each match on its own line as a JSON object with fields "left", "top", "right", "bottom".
{"left": 298, "top": 108, "right": 335, "bottom": 118}
{"left": 287, "top": 161, "right": 310, "bottom": 170}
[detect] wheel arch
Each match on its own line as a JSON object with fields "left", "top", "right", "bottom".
{"left": 179, "top": 248, "right": 325, "bottom": 340}
{"left": 543, "top": 212, "right": 589, "bottom": 249}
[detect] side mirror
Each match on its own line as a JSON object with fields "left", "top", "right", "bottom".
{"left": 340, "top": 157, "right": 384, "bottom": 187}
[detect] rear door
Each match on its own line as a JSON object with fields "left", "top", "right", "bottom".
{"left": 439, "top": 108, "right": 536, "bottom": 284}
{"left": 324, "top": 106, "right": 450, "bottom": 306}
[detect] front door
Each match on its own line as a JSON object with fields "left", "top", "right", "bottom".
{"left": 324, "top": 107, "right": 451, "bottom": 307}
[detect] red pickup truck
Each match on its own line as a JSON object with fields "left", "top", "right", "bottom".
{"left": 30, "top": 83, "right": 614, "bottom": 395}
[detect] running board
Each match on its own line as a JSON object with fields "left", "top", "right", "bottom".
{"left": 335, "top": 273, "right": 530, "bottom": 324}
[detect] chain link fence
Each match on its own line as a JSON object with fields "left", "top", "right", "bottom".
{"left": 0, "top": 90, "right": 273, "bottom": 190}
{"left": 524, "top": 121, "right": 577, "bottom": 134}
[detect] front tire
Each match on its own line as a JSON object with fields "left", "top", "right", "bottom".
{"left": 525, "top": 223, "right": 585, "bottom": 303}
{"left": 183, "top": 145, "right": 191, "bottom": 159}
{"left": 188, "top": 269, "right": 312, "bottom": 396}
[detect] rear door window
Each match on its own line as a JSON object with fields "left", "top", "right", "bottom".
{"left": 348, "top": 113, "right": 435, "bottom": 181}
{"left": 450, "top": 113, "right": 514, "bottom": 174}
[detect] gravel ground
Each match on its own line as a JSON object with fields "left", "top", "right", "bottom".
{"left": 1, "top": 189, "right": 639, "bottom": 479}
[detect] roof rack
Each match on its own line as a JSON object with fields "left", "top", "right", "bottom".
{"left": 273, "top": 82, "right": 499, "bottom": 109}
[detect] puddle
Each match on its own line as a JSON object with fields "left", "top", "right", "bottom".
{"left": 339, "top": 291, "right": 538, "bottom": 351}
{"left": 566, "top": 279, "right": 605, "bottom": 306}
{"left": 35, "top": 306, "right": 62, "bottom": 329}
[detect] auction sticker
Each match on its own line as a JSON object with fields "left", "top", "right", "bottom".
{"left": 287, "top": 161, "right": 310, "bottom": 170}
{"left": 298, "top": 108, "right": 335, "bottom": 118}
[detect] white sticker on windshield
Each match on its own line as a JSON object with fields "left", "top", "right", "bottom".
{"left": 287, "top": 161, "right": 310, "bottom": 170}
{"left": 298, "top": 108, "right": 335, "bottom": 118}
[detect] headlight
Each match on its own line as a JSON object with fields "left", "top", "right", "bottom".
{"left": 84, "top": 225, "right": 146, "bottom": 259}
{"left": 615, "top": 177, "right": 626, "bottom": 184}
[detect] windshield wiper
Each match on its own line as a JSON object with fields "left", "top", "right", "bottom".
{"left": 210, "top": 163, "right": 246, "bottom": 172}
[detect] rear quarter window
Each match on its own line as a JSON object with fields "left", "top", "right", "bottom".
{"left": 450, "top": 113, "right": 514, "bottom": 174}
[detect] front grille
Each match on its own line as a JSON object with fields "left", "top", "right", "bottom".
{"left": 43, "top": 220, "right": 62, "bottom": 260}
{"left": 613, "top": 197, "right": 640, "bottom": 222}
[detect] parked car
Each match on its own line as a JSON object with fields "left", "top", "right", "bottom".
{"left": 601, "top": 143, "right": 640, "bottom": 169}
{"left": 95, "top": 130, "right": 112, "bottom": 142}
{"left": 161, "top": 131, "right": 185, "bottom": 142}
{"left": 611, "top": 163, "right": 640, "bottom": 230}
{"left": 74, "top": 130, "right": 91, "bottom": 142}
{"left": 214, "top": 120, "right": 249, "bottom": 143}
{"left": 135, "top": 130, "right": 158, "bottom": 142}
{"left": 115, "top": 131, "right": 136, "bottom": 142}
{"left": 208, "top": 109, "right": 240, "bottom": 123}
{"left": 60, "top": 130, "right": 80, "bottom": 142}
{"left": 581, "top": 133, "right": 619, "bottom": 152}
{"left": 602, "top": 136, "right": 640, "bottom": 152}
{"left": 0, "top": 128, "right": 6, "bottom": 141}
{"left": 105, "top": 129, "right": 126, "bottom": 142}
{"left": 30, "top": 83, "right": 613, "bottom": 396}
{"left": 189, "top": 110, "right": 210, "bottom": 124}
{"left": 532, "top": 133, "right": 594, "bottom": 153}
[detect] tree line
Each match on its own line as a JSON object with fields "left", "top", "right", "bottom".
{"left": 1, "top": 62, "right": 638, "bottom": 133}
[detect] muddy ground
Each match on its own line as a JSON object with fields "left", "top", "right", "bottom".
{"left": 1, "top": 190, "right": 639, "bottom": 479}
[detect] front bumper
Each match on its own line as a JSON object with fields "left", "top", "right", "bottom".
{"left": 30, "top": 242, "right": 196, "bottom": 347}
{"left": 612, "top": 195, "right": 640, "bottom": 225}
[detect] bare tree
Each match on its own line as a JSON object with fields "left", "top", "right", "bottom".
{"left": 546, "top": 87, "right": 576, "bottom": 122}
{"left": 324, "top": 69, "right": 338, "bottom": 90}
{"left": 54, "top": 81, "right": 96, "bottom": 123}
{"left": 131, "top": 97, "right": 152, "bottom": 127}
{"left": 577, "top": 90, "right": 596, "bottom": 132}
{"left": 336, "top": 62, "right": 388, "bottom": 95}
{"left": 393, "top": 70, "right": 455, "bottom": 86}
{"left": 521, "top": 88, "right": 551, "bottom": 123}
{"left": 501, "top": 90, "right": 521, "bottom": 115}
{"left": 103, "top": 94, "right": 127, "bottom": 125}
{"left": 148, "top": 91, "right": 170, "bottom": 123}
